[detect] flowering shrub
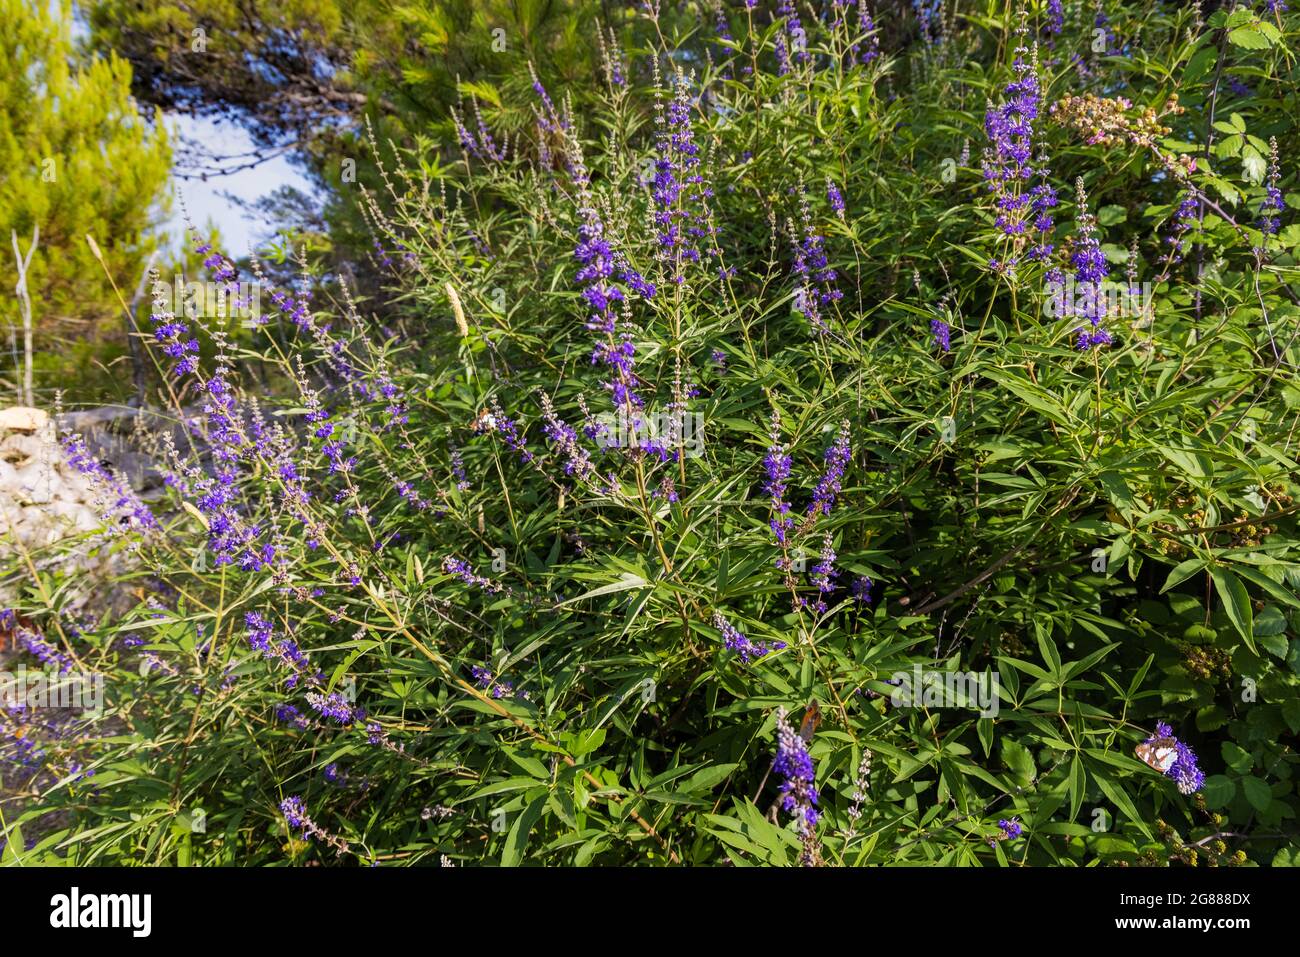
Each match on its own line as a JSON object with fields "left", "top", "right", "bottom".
{"left": 5, "top": 1, "right": 1300, "bottom": 867}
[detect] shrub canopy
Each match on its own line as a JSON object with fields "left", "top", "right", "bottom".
{"left": 5, "top": 0, "right": 1300, "bottom": 867}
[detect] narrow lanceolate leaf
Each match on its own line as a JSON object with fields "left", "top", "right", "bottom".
{"left": 556, "top": 573, "right": 648, "bottom": 605}
{"left": 502, "top": 793, "right": 548, "bottom": 867}
{"left": 1210, "top": 566, "right": 1255, "bottom": 653}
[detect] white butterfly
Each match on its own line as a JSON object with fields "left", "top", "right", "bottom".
{"left": 1135, "top": 737, "right": 1178, "bottom": 773}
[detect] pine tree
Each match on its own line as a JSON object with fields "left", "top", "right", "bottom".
{"left": 1, "top": 0, "right": 172, "bottom": 397}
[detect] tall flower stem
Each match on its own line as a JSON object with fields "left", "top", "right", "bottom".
{"left": 633, "top": 459, "right": 696, "bottom": 629}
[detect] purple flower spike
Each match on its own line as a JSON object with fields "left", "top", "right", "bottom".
{"left": 808, "top": 421, "right": 852, "bottom": 519}
{"left": 772, "top": 707, "right": 819, "bottom": 834}
{"left": 713, "top": 613, "right": 785, "bottom": 663}
{"left": 764, "top": 414, "right": 794, "bottom": 545}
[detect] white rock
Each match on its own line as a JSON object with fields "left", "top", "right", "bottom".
{"left": 0, "top": 407, "right": 50, "bottom": 432}
{"left": 13, "top": 464, "right": 57, "bottom": 503}
{"left": 45, "top": 498, "right": 81, "bottom": 522}
{"left": 0, "top": 431, "right": 46, "bottom": 464}
{"left": 51, "top": 482, "right": 82, "bottom": 503}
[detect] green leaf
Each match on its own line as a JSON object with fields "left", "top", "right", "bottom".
{"left": 1196, "top": 705, "right": 1229, "bottom": 732}
{"left": 573, "top": 838, "right": 603, "bottom": 866}
{"left": 1091, "top": 767, "right": 1151, "bottom": 840}
{"left": 1182, "top": 46, "right": 1217, "bottom": 83}
{"left": 1201, "top": 775, "right": 1236, "bottom": 809}
{"left": 1235, "top": 564, "right": 1300, "bottom": 609}
{"left": 1034, "top": 620, "right": 1062, "bottom": 677}
{"left": 557, "top": 573, "right": 648, "bottom": 605}
{"left": 1273, "top": 846, "right": 1300, "bottom": 867}
{"left": 1156, "top": 446, "right": 1211, "bottom": 482}
{"left": 501, "top": 792, "right": 548, "bottom": 866}
{"left": 569, "top": 728, "right": 607, "bottom": 757}
{"left": 1282, "top": 699, "right": 1300, "bottom": 735}
{"left": 1098, "top": 471, "right": 1139, "bottom": 514}
{"left": 1210, "top": 566, "right": 1255, "bottom": 652}
{"left": 681, "top": 763, "right": 738, "bottom": 793}
{"left": 467, "top": 777, "right": 544, "bottom": 800}
{"left": 1097, "top": 205, "right": 1127, "bottom": 226}
{"left": 1002, "top": 740, "right": 1035, "bottom": 787}
{"left": 0, "top": 824, "right": 23, "bottom": 865}
{"left": 1258, "top": 631, "right": 1289, "bottom": 659}
{"left": 1162, "top": 558, "right": 1208, "bottom": 593}
{"left": 1241, "top": 777, "right": 1272, "bottom": 813}
{"left": 1228, "top": 27, "right": 1270, "bottom": 50}
{"left": 1242, "top": 151, "right": 1267, "bottom": 185}
{"left": 1068, "top": 755, "right": 1086, "bottom": 823}
{"left": 1221, "top": 741, "right": 1253, "bottom": 775}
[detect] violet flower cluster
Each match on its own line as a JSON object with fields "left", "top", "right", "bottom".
{"left": 982, "top": 37, "right": 1055, "bottom": 271}
{"left": 1092, "top": 9, "right": 1122, "bottom": 58}
{"left": 528, "top": 62, "right": 567, "bottom": 135}
{"left": 850, "top": 0, "right": 880, "bottom": 65}
{"left": 442, "top": 557, "right": 503, "bottom": 594}
{"left": 196, "top": 241, "right": 237, "bottom": 285}
{"left": 268, "top": 287, "right": 312, "bottom": 331}
{"left": 791, "top": 194, "right": 843, "bottom": 333}
{"left": 471, "top": 664, "right": 519, "bottom": 700}
{"left": 913, "top": 0, "right": 943, "bottom": 45}
{"left": 773, "top": 707, "right": 819, "bottom": 832}
{"left": 1258, "top": 138, "right": 1286, "bottom": 239}
{"left": 11, "top": 618, "right": 75, "bottom": 674}
{"left": 1166, "top": 192, "right": 1200, "bottom": 264}
{"left": 930, "top": 317, "right": 951, "bottom": 352}
{"left": 596, "top": 25, "right": 626, "bottom": 88}
{"left": 1068, "top": 180, "right": 1113, "bottom": 351}
{"left": 306, "top": 690, "right": 362, "bottom": 726}
{"left": 775, "top": 1, "right": 811, "bottom": 75}
{"left": 61, "top": 432, "right": 158, "bottom": 532}
{"left": 713, "top": 613, "right": 786, "bottom": 663}
{"left": 275, "top": 703, "right": 311, "bottom": 729}
{"left": 449, "top": 445, "right": 470, "bottom": 491}
{"left": 1146, "top": 722, "right": 1206, "bottom": 795}
{"left": 479, "top": 402, "right": 533, "bottom": 464}
{"left": 808, "top": 421, "right": 852, "bottom": 519}
{"left": 807, "top": 535, "right": 838, "bottom": 614}
{"left": 539, "top": 392, "right": 595, "bottom": 484}
{"left": 280, "top": 796, "right": 312, "bottom": 830}
{"left": 573, "top": 208, "right": 655, "bottom": 438}
{"left": 245, "top": 611, "right": 323, "bottom": 690}
{"left": 198, "top": 366, "right": 274, "bottom": 571}
{"left": 827, "top": 178, "right": 846, "bottom": 220}
{"left": 652, "top": 73, "right": 714, "bottom": 283}
{"left": 147, "top": 247, "right": 280, "bottom": 572}
{"left": 1045, "top": 0, "right": 1063, "bottom": 35}
{"left": 449, "top": 98, "right": 506, "bottom": 162}
{"left": 763, "top": 416, "right": 794, "bottom": 546}
{"left": 149, "top": 285, "right": 200, "bottom": 377}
